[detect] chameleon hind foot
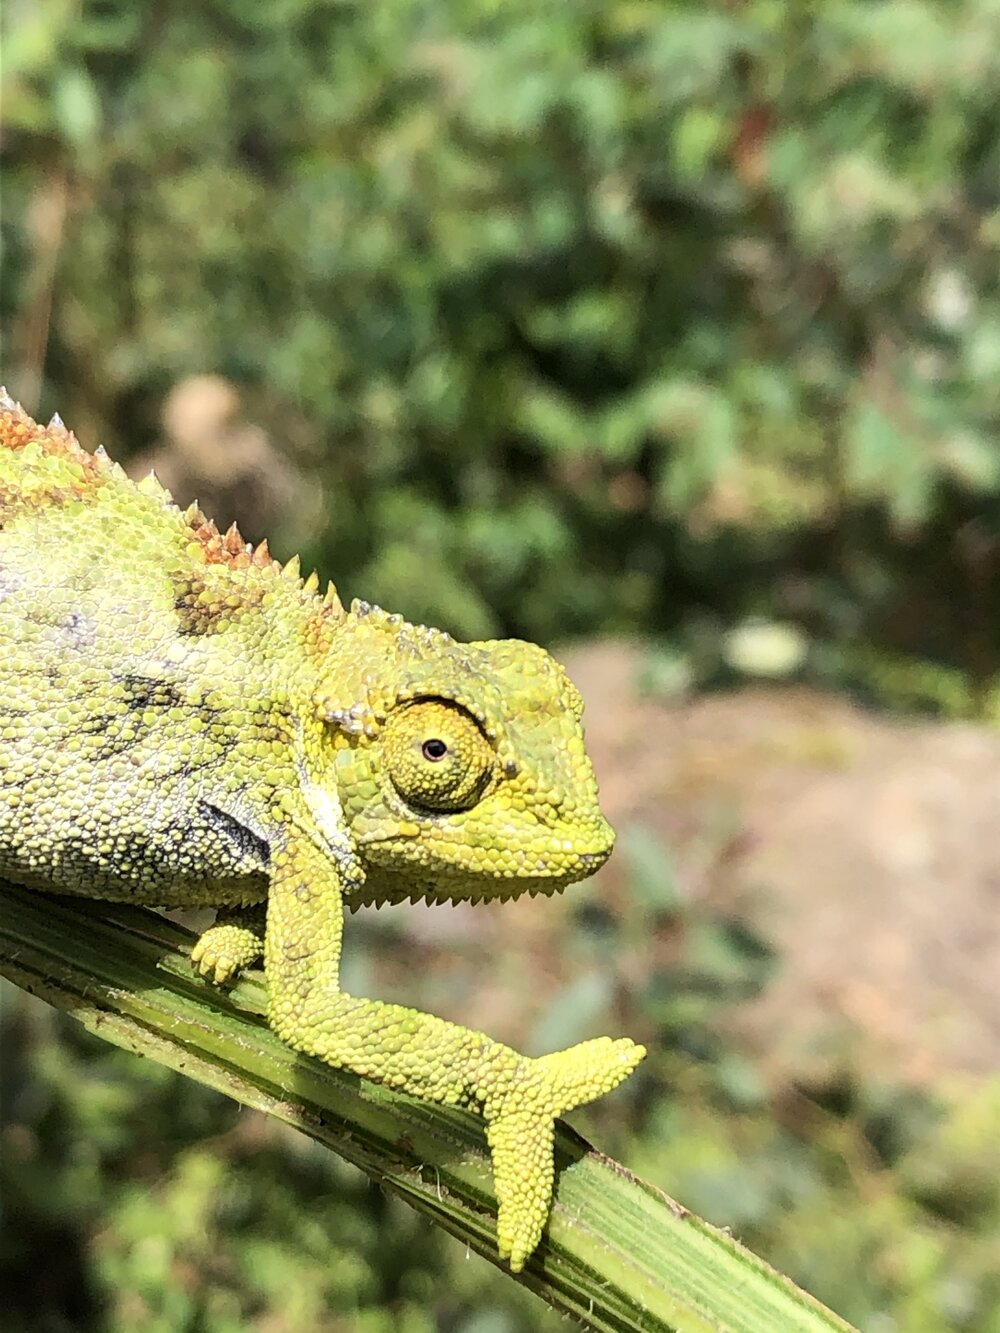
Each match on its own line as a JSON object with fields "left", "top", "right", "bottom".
{"left": 190, "top": 906, "right": 266, "bottom": 985}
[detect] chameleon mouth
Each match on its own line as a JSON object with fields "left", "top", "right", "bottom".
{"left": 351, "top": 808, "right": 615, "bottom": 908}
{"left": 351, "top": 841, "right": 612, "bottom": 909}
{"left": 576, "top": 848, "right": 613, "bottom": 870}
{"left": 350, "top": 875, "right": 579, "bottom": 909}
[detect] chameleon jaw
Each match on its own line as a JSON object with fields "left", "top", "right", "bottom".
{"left": 348, "top": 846, "right": 613, "bottom": 909}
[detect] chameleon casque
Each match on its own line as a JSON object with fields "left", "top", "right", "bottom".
{"left": 0, "top": 389, "right": 644, "bottom": 1270}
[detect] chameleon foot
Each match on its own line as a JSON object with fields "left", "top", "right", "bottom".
{"left": 488, "top": 1036, "right": 646, "bottom": 1270}
{"left": 191, "top": 921, "right": 265, "bottom": 985}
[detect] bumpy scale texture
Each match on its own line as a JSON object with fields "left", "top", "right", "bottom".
{"left": 0, "top": 390, "right": 645, "bottom": 1270}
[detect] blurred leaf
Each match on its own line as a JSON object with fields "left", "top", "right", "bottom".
{"left": 723, "top": 620, "right": 810, "bottom": 679}
{"left": 528, "top": 971, "right": 614, "bottom": 1055}
{"left": 618, "top": 824, "right": 683, "bottom": 914}
{"left": 52, "top": 67, "right": 101, "bottom": 148}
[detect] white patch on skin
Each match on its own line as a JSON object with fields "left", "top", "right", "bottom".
{"left": 302, "top": 778, "right": 364, "bottom": 887}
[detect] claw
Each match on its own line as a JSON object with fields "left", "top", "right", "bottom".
{"left": 190, "top": 919, "right": 265, "bottom": 986}
{"left": 190, "top": 939, "right": 238, "bottom": 986}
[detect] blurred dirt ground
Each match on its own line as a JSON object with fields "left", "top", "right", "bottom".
{"left": 561, "top": 642, "right": 1000, "bottom": 1086}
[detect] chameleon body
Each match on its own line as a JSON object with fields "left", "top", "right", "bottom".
{"left": 0, "top": 390, "right": 644, "bottom": 1270}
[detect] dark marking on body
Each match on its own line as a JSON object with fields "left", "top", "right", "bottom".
{"left": 173, "top": 572, "right": 262, "bottom": 636}
{"left": 122, "top": 674, "right": 184, "bottom": 712}
{"left": 173, "top": 573, "right": 224, "bottom": 636}
{"left": 72, "top": 674, "right": 235, "bottom": 775}
{"left": 200, "top": 801, "right": 270, "bottom": 869}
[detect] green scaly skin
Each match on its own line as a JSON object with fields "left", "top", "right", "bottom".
{"left": 0, "top": 390, "right": 645, "bottom": 1271}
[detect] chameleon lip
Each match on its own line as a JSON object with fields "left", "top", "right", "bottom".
{"left": 361, "top": 842, "right": 613, "bottom": 879}
{"left": 576, "top": 849, "right": 612, "bottom": 868}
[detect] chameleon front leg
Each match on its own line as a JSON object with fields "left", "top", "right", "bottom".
{"left": 264, "top": 831, "right": 645, "bottom": 1270}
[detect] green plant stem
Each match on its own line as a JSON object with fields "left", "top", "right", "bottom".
{"left": 0, "top": 881, "right": 858, "bottom": 1333}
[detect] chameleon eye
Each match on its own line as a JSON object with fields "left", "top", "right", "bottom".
{"left": 384, "top": 700, "right": 493, "bottom": 813}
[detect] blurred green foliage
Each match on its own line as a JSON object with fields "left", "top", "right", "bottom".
{"left": 3, "top": 0, "right": 1000, "bottom": 703}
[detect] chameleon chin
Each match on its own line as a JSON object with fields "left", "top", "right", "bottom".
{"left": 0, "top": 388, "right": 644, "bottom": 1272}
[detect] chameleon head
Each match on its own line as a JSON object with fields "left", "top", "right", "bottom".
{"left": 314, "top": 601, "right": 614, "bottom": 906}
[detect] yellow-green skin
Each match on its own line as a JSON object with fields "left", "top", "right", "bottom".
{"left": 0, "top": 389, "right": 644, "bottom": 1270}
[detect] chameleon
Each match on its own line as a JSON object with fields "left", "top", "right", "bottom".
{"left": 0, "top": 388, "right": 644, "bottom": 1271}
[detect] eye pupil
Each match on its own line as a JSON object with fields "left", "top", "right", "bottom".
{"left": 422, "top": 738, "right": 448, "bottom": 762}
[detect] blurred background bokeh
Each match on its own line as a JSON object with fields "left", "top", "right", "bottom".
{"left": 2, "top": 2, "right": 999, "bottom": 1330}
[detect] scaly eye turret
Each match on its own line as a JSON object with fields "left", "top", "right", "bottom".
{"left": 383, "top": 699, "right": 494, "bottom": 813}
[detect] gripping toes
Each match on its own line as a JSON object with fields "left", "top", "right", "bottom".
{"left": 190, "top": 922, "right": 264, "bottom": 985}
{"left": 488, "top": 1112, "right": 556, "bottom": 1271}
{"left": 487, "top": 1036, "right": 646, "bottom": 1270}
{"left": 533, "top": 1036, "right": 646, "bottom": 1116}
